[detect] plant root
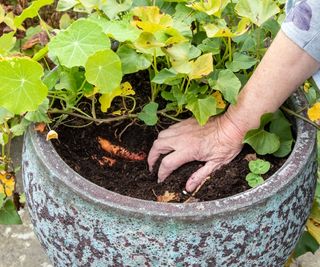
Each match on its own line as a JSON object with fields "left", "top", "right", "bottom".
{"left": 92, "top": 155, "right": 116, "bottom": 167}
{"left": 97, "top": 137, "right": 146, "bottom": 161}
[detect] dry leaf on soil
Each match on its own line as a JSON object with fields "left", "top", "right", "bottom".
{"left": 34, "top": 122, "right": 46, "bottom": 133}
{"left": 46, "top": 130, "right": 58, "bottom": 141}
{"left": 156, "top": 191, "right": 180, "bottom": 202}
{"left": 244, "top": 153, "right": 257, "bottom": 161}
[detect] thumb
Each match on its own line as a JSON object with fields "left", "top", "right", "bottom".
{"left": 185, "top": 161, "right": 220, "bottom": 192}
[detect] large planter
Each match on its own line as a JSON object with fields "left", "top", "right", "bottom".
{"left": 22, "top": 91, "right": 317, "bottom": 267}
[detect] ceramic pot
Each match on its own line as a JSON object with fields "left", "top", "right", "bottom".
{"left": 22, "top": 91, "right": 317, "bottom": 267}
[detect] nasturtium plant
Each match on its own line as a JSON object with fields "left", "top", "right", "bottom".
{"left": 138, "top": 102, "right": 159, "bottom": 126}
{"left": 0, "top": 58, "right": 48, "bottom": 114}
{"left": 244, "top": 111, "right": 293, "bottom": 157}
{"left": 235, "top": 0, "right": 280, "bottom": 26}
{"left": 48, "top": 19, "right": 110, "bottom": 68}
{"left": 0, "top": 0, "right": 312, "bottom": 225}
{"left": 249, "top": 159, "right": 271, "bottom": 175}
{"left": 85, "top": 49, "right": 122, "bottom": 93}
{"left": 246, "top": 173, "right": 265, "bottom": 188}
{"left": 246, "top": 159, "right": 271, "bottom": 188}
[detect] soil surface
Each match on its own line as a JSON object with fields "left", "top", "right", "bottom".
{"left": 52, "top": 121, "right": 287, "bottom": 203}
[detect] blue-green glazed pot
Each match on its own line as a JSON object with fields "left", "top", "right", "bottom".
{"left": 22, "top": 91, "right": 317, "bottom": 267}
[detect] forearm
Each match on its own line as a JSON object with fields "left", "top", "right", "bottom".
{"left": 226, "top": 30, "right": 320, "bottom": 136}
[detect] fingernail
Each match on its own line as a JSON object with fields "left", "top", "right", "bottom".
{"left": 186, "top": 184, "right": 193, "bottom": 193}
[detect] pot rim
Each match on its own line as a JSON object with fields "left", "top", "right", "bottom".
{"left": 27, "top": 91, "right": 316, "bottom": 218}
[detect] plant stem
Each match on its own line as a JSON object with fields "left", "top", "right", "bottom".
{"left": 256, "top": 27, "right": 261, "bottom": 59}
{"left": 49, "top": 108, "right": 171, "bottom": 124}
{"left": 184, "top": 79, "right": 191, "bottom": 93}
{"left": 180, "top": 76, "right": 187, "bottom": 92}
{"left": 91, "top": 97, "right": 96, "bottom": 119}
{"left": 159, "top": 112, "right": 183, "bottom": 122}
{"left": 281, "top": 106, "right": 320, "bottom": 130}
{"left": 153, "top": 50, "right": 158, "bottom": 73}
{"left": 125, "top": 96, "right": 137, "bottom": 113}
{"left": 49, "top": 109, "right": 138, "bottom": 124}
{"left": 37, "top": 13, "right": 51, "bottom": 40}
{"left": 228, "top": 37, "right": 232, "bottom": 62}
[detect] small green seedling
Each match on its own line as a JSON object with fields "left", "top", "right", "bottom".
{"left": 246, "top": 159, "right": 271, "bottom": 188}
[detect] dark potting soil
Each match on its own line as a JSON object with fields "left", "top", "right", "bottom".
{"left": 52, "top": 120, "right": 287, "bottom": 203}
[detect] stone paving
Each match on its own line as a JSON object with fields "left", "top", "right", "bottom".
{"left": 1, "top": 138, "right": 319, "bottom": 267}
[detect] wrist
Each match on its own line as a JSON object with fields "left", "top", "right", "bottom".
{"left": 223, "top": 105, "right": 259, "bottom": 140}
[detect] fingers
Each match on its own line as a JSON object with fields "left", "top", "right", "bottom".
{"left": 185, "top": 161, "right": 220, "bottom": 192}
{"left": 157, "top": 150, "right": 194, "bottom": 183}
{"left": 147, "top": 136, "right": 180, "bottom": 171}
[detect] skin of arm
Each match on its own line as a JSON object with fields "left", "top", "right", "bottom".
{"left": 147, "top": 30, "right": 320, "bottom": 192}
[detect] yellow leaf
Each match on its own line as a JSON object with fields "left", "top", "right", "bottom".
{"left": 233, "top": 18, "right": 251, "bottom": 36}
{"left": 99, "top": 82, "right": 135, "bottom": 113}
{"left": 112, "top": 110, "right": 124, "bottom": 115}
{"left": 135, "top": 32, "right": 165, "bottom": 49}
{"left": 134, "top": 21, "right": 165, "bottom": 33}
{"left": 120, "top": 82, "right": 135, "bottom": 96}
{"left": 204, "top": 18, "right": 250, "bottom": 38}
{"left": 308, "top": 103, "right": 320, "bottom": 122}
{"left": 213, "top": 0, "right": 231, "bottom": 17}
{"left": 187, "top": 0, "right": 221, "bottom": 16}
{"left": 0, "top": 171, "right": 15, "bottom": 197}
{"left": 84, "top": 86, "right": 99, "bottom": 98}
{"left": 189, "top": 53, "right": 213, "bottom": 80}
{"left": 46, "top": 130, "right": 58, "bottom": 141}
{"left": 99, "top": 87, "right": 122, "bottom": 113}
{"left": 156, "top": 191, "right": 180, "bottom": 202}
{"left": 132, "top": 6, "right": 172, "bottom": 30}
{"left": 212, "top": 91, "right": 226, "bottom": 109}
{"left": 306, "top": 218, "right": 320, "bottom": 244}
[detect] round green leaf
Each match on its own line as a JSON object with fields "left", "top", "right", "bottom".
{"left": 212, "top": 70, "right": 241, "bottom": 105}
{"left": 244, "top": 129, "right": 280, "bottom": 155}
{"left": 0, "top": 199, "right": 22, "bottom": 224}
{"left": 186, "top": 95, "right": 217, "bottom": 126}
{"left": 57, "top": 0, "right": 77, "bottom": 11}
{"left": 0, "top": 58, "right": 48, "bottom": 114}
{"left": 85, "top": 49, "right": 122, "bottom": 93}
{"left": 117, "top": 45, "right": 152, "bottom": 75}
{"left": 88, "top": 15, "right": 140, "bottom": 42}
{"left": 248, "top": 159, "right": 271, "bottom": 175}
{"left": 225, "top": 52, "right": 257, "bottom": 72}
{"left": 49, "top": 19, "right": 110, "bottom": 68}
{"left": 138, "top": 102, "right": 159, "bottom": 126}
{"left": 246, "top": 173, "right": 265, "bottom": 188}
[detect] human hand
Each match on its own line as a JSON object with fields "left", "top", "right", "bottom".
{"left": 147, "top": 114, "right": 245, "bottom": 192}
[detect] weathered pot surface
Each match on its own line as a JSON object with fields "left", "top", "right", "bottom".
{"left": 22, "top": 91, "right": 317, "bottom": 267}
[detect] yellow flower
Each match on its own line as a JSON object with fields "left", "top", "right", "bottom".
{"left": 212, "top": 91, "right": 226, "bottom": 109}
{"left": 304, "top": 81, "right": 311, "bottom": 93}
{"left": 308, "top": 102, "right": 320, "bottom": 122}
{"left": 306, "top": 217, "right": 320, "bottom": 244}
{"left": 0, "top": 171, "right": 15, "bottom": 197}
